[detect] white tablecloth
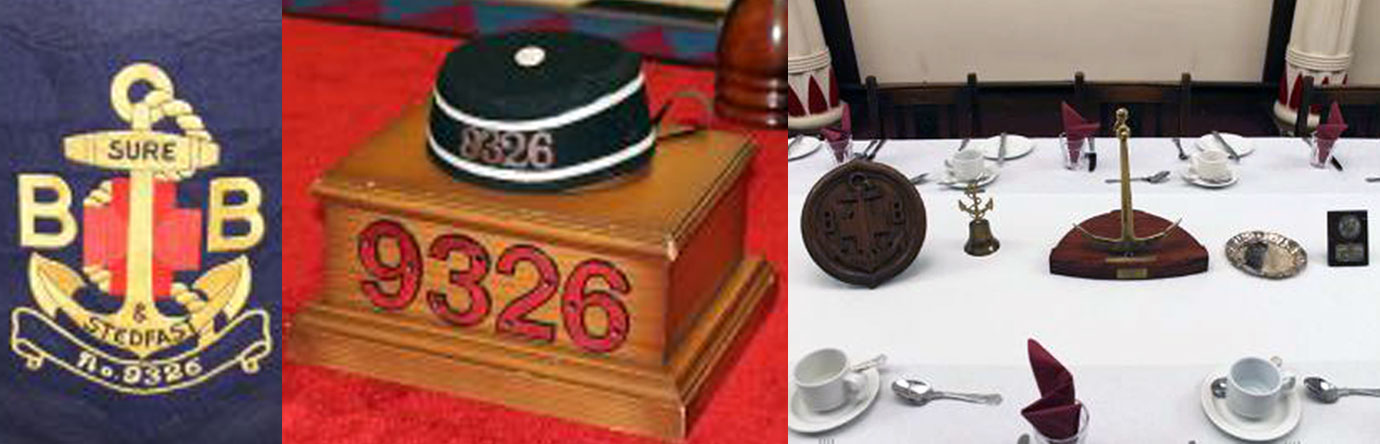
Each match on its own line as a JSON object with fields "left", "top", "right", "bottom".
{"left": 788, "top": 137, "right": 1380, "bottom": 442}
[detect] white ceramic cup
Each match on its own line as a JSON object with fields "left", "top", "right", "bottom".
{"left": 793, "top": 348, "right": 866, "bottom": 412}
{"left": 1191, "top": 149, "right": 1231, "bottom": 182}
{"left": 949, "top": 148, "right": 986, "bottom": 182}
{"left": 1225, "top": 357, "right": 1296, "bottom": 419}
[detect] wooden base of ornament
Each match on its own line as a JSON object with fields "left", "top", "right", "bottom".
{"left": 1049, "top": 210, "right": 1208, "bottom": 280}
{"left": 288, "top": 104, "right": 775, "bottom": 440}
{"left": 714, "top": 0, "right": 786, "bottom": 129}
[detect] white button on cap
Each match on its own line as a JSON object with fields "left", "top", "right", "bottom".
{"left": 515, "top": 46, "right": 546, "bottom": 68}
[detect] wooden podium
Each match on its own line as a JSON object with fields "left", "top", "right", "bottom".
{"left": 288, "top": 105, "right": 774, "bottom": 440}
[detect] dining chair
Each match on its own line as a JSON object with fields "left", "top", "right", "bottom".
{"left": 1072, "top": 72, "right": 1192, "bottom": 137}
{"left": 1297, "top": 76, "right": 1380, "bottom": 137}
{"left": 864, "top": 73, "right": 979, "bottom": 139}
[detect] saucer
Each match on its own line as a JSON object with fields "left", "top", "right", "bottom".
{"left": 1195, "top": 133, "right": 1255, "bottom": 157}
{"left": 788, "top": 367, "right": 881, "bottom": 434}
{"left": 941, "top": 165, "right": 1000, "bottom": 189}
{"left": 1199, "top": 371, "right": 1301, "bottom": 442}
{"left": 971, "top": 134, "right": 1035, "bottom": 161}
{"left": 789, "top": 137, "right": 823, "bottom": 161}
{"left": 1181, "top": 167, "right": 1237, "bottom": 188}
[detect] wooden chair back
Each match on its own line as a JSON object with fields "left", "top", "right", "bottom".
{"left": 1297, "top": 76, "right": 1380, "bottom": 137}
{"left": 1072, "top": 72, "right": 1192, "bottom": 137}
{"left": 865, "top": 73, "right": 978, "bottom": 139}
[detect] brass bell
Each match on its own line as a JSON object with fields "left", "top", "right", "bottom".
{"left": 958, "top": 182, "right": 999, "bottom": 256}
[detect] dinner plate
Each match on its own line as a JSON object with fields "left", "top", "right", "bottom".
{"left": 787, "top": 367, "right": 881, "bottom": 434}
{"left": 1195, "top": 133, "right": 1255, "bottom": 157}
{"left": 1199, "top": 371, "right": 1301, "bottom": 442}
{"left": 971, "top": 134, "right": 1035, "bottom": 161}
{"left": 789, "top": 136, "right": 823, "bottom": 161}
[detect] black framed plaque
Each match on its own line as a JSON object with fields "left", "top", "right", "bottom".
{"left": 1327, "top": 210, "right": 1368, "bottom": 266}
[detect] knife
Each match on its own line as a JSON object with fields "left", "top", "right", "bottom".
{"left": 1211, "top": 131, "right": 1241, "bottom": 162}
{"left": 998, "top": 132, "right": 1008, "bottom": 166}
{"left": 1086, "top": 136, "right": 1097, "bottom": 172}
{"left": 866, "top": 138, "right": 888, "bottom": 160}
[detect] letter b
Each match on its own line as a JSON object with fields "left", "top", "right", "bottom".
{"left": 18, "top": 174, "right": 77, "bottom": 249}
{"left": 207, "top": 177, "right": 264, "bottom": 252}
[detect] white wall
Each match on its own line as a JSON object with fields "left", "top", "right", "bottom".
{"left": 843, "top": 0, "right": 1380, "bottom": 84}
{"left": 1348, "top": 0, "right": 1380, "bottom": 84}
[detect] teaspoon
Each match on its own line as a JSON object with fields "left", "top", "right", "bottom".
{"left": 850, "top": 354, "right": 887, "bottom": 373}
{"left": 892, "top": 378, "right": 1002, "bottom": 406}
{"left": 1211, "top": 377, "right": 1227, "bottom": 398}
{"left": 1105, "top": 170, "right": 1171, "bottom": 184}
{"left": 1304, "top": 376, "right": 1380, "bottom": 403}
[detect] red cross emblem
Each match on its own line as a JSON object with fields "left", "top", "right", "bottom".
{"left": 83, "top": 179, "right": 202, "bottom": 298}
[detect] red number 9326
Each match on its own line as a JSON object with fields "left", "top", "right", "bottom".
{"left": 355, "top": 219, "right": 632, "bottom": 354}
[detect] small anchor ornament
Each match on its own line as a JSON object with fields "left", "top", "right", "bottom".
{"left": 958, "top": 181, "right": 1000, "bottom": 256}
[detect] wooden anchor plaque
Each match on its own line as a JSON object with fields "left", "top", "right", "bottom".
{"left": 288, "top": 104, "right": 774, "bottom": 439}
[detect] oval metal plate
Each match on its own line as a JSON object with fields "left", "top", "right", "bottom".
{"left": 1224, "top": 231, "right": 1307, "bottom": 279}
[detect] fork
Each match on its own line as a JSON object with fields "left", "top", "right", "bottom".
{"left": 818, "top": 438, "right": 835, "bottom": 444}
{"left": 1172, "top": 137, "right": 1188, "bottom": 160}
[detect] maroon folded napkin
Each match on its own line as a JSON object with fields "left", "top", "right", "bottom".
{"left": 1022, "top": 339, "right": 1082, "bottom": 440}
{"left": 1061, "top": 102, "right": 1100, "bottom": 139}
{"left": 1316, "top": 101, "right": 1348, "bottom": 147}
{"left": 819, "top": 102, "right": 853, "bottom": 162}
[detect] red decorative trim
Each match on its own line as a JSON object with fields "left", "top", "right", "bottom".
{"left": 788, "top": 87, "right": 805, "bottom": 116}
{"left": 1288, "top": 73, "right": 1303, "bottom": 110}
{"left": 808, "top": 77, "right": 828, "bottom": 115}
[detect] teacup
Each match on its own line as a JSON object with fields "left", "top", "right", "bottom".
{"left": 793, "top": 348, "right": 866, "bottom": 412}
{"left": 1225, "top": 356, "right": 1295, "bottom": 419}
{"left": 1190, "top": 149, "right": 1231, "bottom": 182}
{"left": 949, "top": 148, "right": 986, "bottom": 182}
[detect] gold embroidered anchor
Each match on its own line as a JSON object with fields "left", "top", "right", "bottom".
{"left": 12, "top": 63, "right": 271, "bottom": 394}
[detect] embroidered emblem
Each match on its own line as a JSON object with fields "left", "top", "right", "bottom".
{"left": 11, "top": 63, "right": 271, "bottom": 394}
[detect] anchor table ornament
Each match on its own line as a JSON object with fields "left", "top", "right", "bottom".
{"left": 1049, "top": 108, "right": 1209, "bottom": 279}
{"left": 959, "top": 182, "right": 999, "bottom": 256}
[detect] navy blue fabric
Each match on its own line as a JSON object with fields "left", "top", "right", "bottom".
{"left": 0, "top": 1, "right": 281, "bottom": 443}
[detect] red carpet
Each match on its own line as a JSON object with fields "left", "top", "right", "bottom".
{"left": 282, "top": 17, "right": 787, "bottom": 443}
